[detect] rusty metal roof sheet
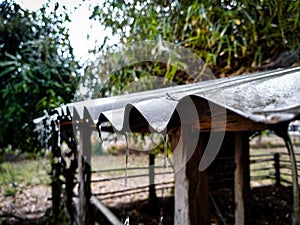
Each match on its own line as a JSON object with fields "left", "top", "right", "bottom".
{"left": 38, "top": 66, "right": 300, "bottom": 133}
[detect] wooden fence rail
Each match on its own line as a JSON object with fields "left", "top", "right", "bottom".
{"left": 250, "top": 152, "right": 300, "bottom": 186}
{"left": 91, "top": 171, "right": 174, "bottom": 183}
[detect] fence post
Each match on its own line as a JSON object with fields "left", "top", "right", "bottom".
{"left": 50, "top": 121, "right": 61, "bottom": 225}
{"left": 149, "top": 153, "right": 157, "bottom": 204}
{"left": 274, "top": 153, "right": 281, "bottom": 185}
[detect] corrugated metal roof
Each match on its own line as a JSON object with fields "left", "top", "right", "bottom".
{"left": 37, "top": 66, "right": 300, "bottom": 134}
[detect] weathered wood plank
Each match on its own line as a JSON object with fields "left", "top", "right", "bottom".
{"left": 187, "top": 133, "right": 210, "bottom": 225}
{"left": 149, "top": 153, "right": 157, "bottom": 204}
{"left": 173, "top": 127, "right": 189, "bottom": 225}
{"left": 50, "top": 121, "right": 61, "bottom": 225}
{"left": 78, "top": 122, "right": 93, "bottom": 225}
{"left": 178, "top": 97, "right": 268, "bottom": 132}
{"left": 234, "top": 132, "right": 250, "bottom": 225}
{"left": 171, "top": 127, "right": 209, "bottom": 225}
{"left": 90, "top": 195, "right": 123, "bottom": 225}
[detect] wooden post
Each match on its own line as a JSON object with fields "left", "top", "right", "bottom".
{"left": 149, "top": 153, "right": 157, "bottom": 204}
{"left": 50, "top": 121, "right": 61, "bottom": 225}
{"left": 78, "top": 120, "right": 93, "bottom": 225}
{"left": 172, "top": 127, "right": 210, "bottom": 225}
{"left": 234, "top": 132, "right": 250, "bottom": 225}
{"left": 90, "top": 196, "right": 123, "bottom": 225}
{"left": 274, "top": 153, "right": 281, "bottom": 185}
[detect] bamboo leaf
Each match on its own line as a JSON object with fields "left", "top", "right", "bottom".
{"left": 0, "top": 66, "right": 17, "bottom": 77}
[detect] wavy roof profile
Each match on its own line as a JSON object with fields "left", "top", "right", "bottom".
{"left": 97, "top": 67, "right": 300, "bottom": 133}
{"left": 39, "top": 66, "right": 300, "bottom": 134}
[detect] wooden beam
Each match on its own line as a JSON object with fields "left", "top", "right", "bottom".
{"left": 78, "top": 121, "right": 93, "bottom": 225}
{"left": 187, "top": 133, "right": 210, "bottom": 225}
{"left": 149, "top": 153, "right": 157, "bottom": 204}
{"left": 50, "top": 121, "right": 61, "bottom": 224}
{"left": 234, "top": 132, "right": 250, "bottom": 225}
{"left": 171, "top": 127, "right": 210, "bottom": 225}
{"left": 180, "top": 97, "right": 268, "bottom": 132}
{"left": 171, "top": 127, "right": 189, "bottom": 225}
{"left": 90, "top": 195, "right": 123, "bottom": 225}
{"left": 190, "top": 110, "right": 268, "bottom": 132}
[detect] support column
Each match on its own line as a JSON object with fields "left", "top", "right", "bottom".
{"left": 78, "top": 120, "right": 93, "bottom": 225}
{"left": 50, "top": 121, "right": 61, "bottom": 225}
{"left": 172, "top": 127, "right": 209, "bottom": 225}
{"left": 149, "top": 153, "right": 157, "bottom": 204}
{"left": 274, "top": 153, "right": 281, "bottom": 186}
{"left": 234, "top": 132, "right": 250, "bottom": 225}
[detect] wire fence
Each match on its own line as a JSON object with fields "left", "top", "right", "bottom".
{"left": 88, "top": 151, "right": 300, "bottom": 203}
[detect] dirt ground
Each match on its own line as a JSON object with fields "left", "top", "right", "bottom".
{"left": 0, "top": 185, "right": 51, "bottom": 225}
{"left": 96, "top": 184, "right": 294, "bottom": 225}
{"left": 0, "top": 183, "right": 295, "bottom": 225}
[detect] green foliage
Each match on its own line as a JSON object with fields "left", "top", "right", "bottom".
{"left": 89, "top": 0, "right": 300, "bottom": 84}
{"left": 46, "top": 203, "right": 71, "bottom": 225}
{"left": 0, "top": 1, "right": 80, "bottom": 153}
{"left": 0, "top": 159, "right": 50, "bottom": 196}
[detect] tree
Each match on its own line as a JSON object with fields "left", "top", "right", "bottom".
{"left": 88, "top": 0, "right": 300, "bottom": 88}
{"left": 0, "top": 1, "right": 80, "bottom": 154}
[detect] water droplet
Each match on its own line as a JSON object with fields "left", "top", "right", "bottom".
{"left": 96, "top": 122, "right": 103, "bottom": 143}
{"left": 163, "top": 134, "right": 168, "bottom": 168}
{"left": 159, "top": 208, "right": 164, "bottom": 225}
{"left": 161, "top": 134, "right": 168, "bottom": 199}
{"left": 57, "top": 121, "right": 61, "bottom": 147}
{"left": 125, "top": 132, "right": 129, "bottom": 187}
{"left": 158, "top": 216, "right": 163, "bottom": 225}
{"left": 124, "top": 216, "right": 129, "bottom": 225}
{"left": 159, "top": 135, "right": 168, "bottom": 225}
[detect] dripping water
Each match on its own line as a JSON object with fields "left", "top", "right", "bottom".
{"left": 158, "top": 207, "right": 164, "bottom": 225}
{"left": 44, "top": 113, "right": 50, "bottom": 153}
{"left": 123, "top": 216, "right": 129, "bottom": 225}
{"left": 125, "top": 132, "right": 129, "bottom": 187}
{"left": 163, "top": 134, "right": 168, "bottom": 168}
{"left": 96, "top": 122, "right": 103, "bottom": 143}
{"left": 159, "top": 134, "right": 168, "bottom": 225}
{"left": 121, "top": 132, "right": 130, "bottom": 225}
{"left": 161, "top": 134, "right": 168, "bottom": 198}
{"left": 57, "top": 120, "right": 61, "bottom": 148}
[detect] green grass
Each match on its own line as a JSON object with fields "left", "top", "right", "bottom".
{"left": 0, "top": 158, "right": 50, "bottom": 196}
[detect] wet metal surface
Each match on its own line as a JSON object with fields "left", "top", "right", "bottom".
{"left": 36, "top": 66, "right": 300, "bottom": 133}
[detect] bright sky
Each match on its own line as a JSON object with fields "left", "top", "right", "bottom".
{"left": 15, "top": 0, "right": 118, "bottom": 63}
